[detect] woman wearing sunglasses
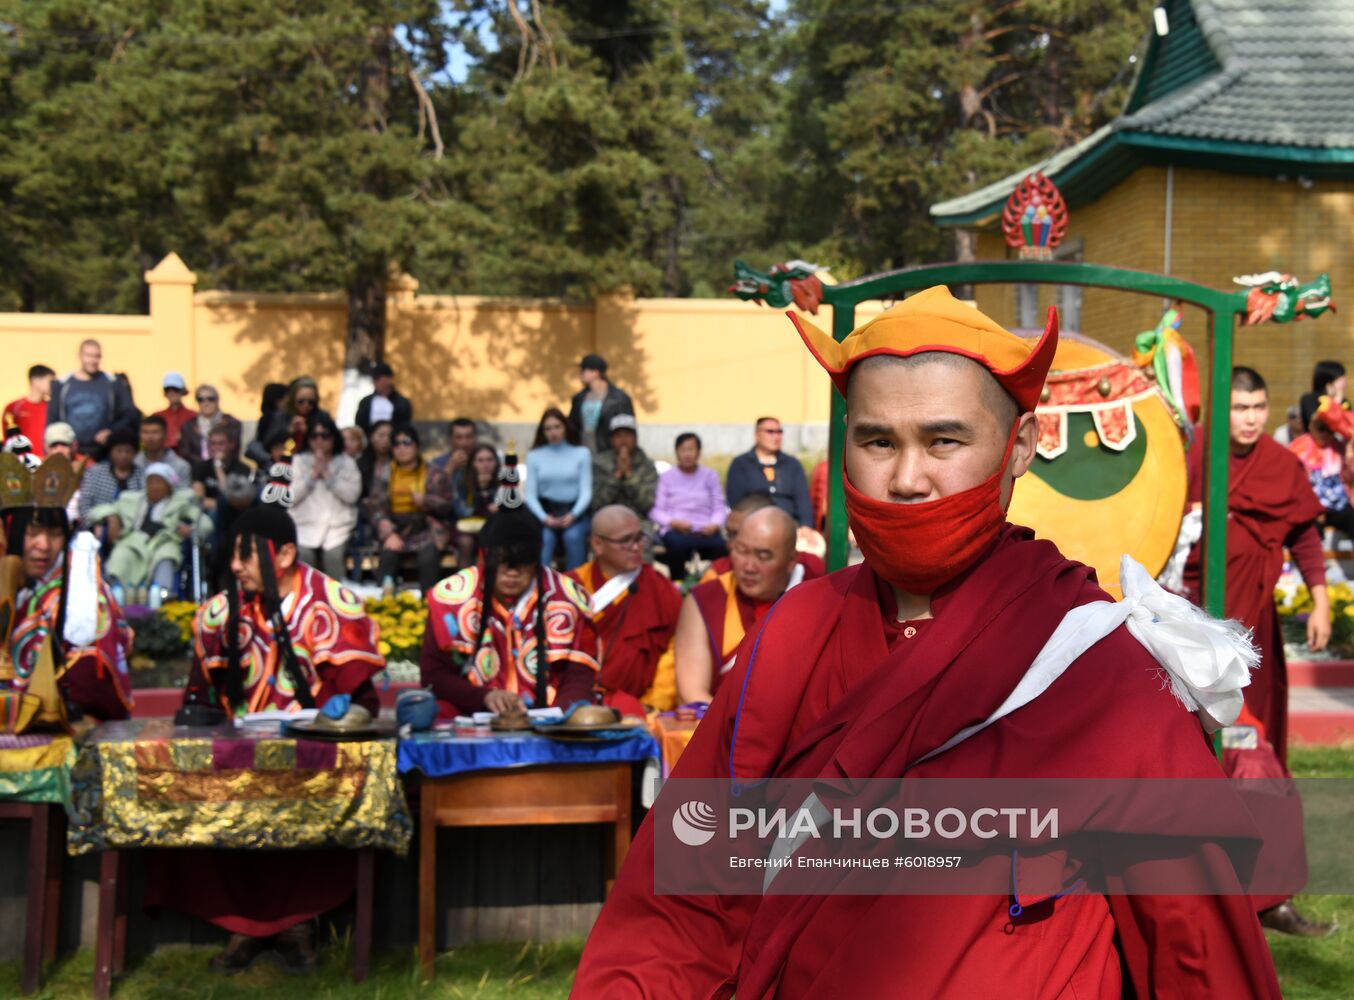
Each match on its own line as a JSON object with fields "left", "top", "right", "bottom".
{"left": 250, "top": 376, "right": 331, "bottom": 464}
{"left": 175, "top": 384, "right": 242, "bottom": 465}
{"left": 289, "top": 413, "right": 363, "bottom": 581}
{"left": 367, "top": 424, "right": 455, "bottom": 591}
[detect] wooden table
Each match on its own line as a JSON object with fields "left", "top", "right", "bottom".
{"left": 66, "top": 719, "right": 411, "bottom": 999}
{"left": 91, "top": 846, "right": 375, "bottom": 999}
{"left": 0, "top": 802, "right": 64, "bottom": 995}
{"left": 418, "top": 761, "right": 633, "bottom": 979}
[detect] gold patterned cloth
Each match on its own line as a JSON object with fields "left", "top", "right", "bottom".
{"left": 67, "top": 718, "right": 410, "bottom": 855}
{"left": 0, "top": 732, "right": 76, "bottom": 804}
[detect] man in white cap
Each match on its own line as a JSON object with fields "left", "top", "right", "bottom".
{"left": 44, "top": 422, "right": 85, "bottom": 521}
{"left": 591, "top": 413, "right": 657, "bottom": 518}
{"left": 152, "top": 371, "right": 197, "bottom": 451}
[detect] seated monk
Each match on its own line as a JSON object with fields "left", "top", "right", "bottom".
{"left": 421, "top": 504, "right": 600, "bottom": 717}
{"left": 699, "top": 492, "right": 824, "bottom": 584}
{"left": 569, "top": 504, "right": 682, "bottom": 710}
{"left": 4, "top": 454, "right": 133, "bottom": 722}
{"left": 675, "top": 505, "right": 803, "bottom": 704}
{"left": 150, "top": 504, "right": 385, "bottom": 974}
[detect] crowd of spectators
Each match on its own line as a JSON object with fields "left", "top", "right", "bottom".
{"left": 46, "top": 342, "right": 1351, "bottom": 594}
{"left": 5, "top": 343, "right": 833, "bottom": 596}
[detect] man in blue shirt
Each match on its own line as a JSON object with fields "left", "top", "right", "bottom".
{"left": 47, "top": 339, "right": 139, "bottom": 458}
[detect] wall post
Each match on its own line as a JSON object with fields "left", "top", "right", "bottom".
{"left": 142, "top": 253, "right": 198, "bottom": 388}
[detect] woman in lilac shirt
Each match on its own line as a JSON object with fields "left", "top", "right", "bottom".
{"left": 650, "top": 432, "right": 727, "bottom": 580}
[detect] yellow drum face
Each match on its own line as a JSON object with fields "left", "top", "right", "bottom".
{"left": 1007, "top": 335, "right": 1187, "bottom": 598}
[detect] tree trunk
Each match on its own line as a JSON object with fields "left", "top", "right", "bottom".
{"left": 345, "top": 274, "right": 386, "bottom": 372}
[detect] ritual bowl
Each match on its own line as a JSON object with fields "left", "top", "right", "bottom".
{"left": 567, "top": 704, "right": 619, "bottom": 728}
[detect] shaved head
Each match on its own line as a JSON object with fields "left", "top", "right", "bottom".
{"left": 593, "top": 504, "right": 641, "bottom": 537}
{"left": 731, "top": 506, "right": 798, "bottom": 601}
{"left": 849, "top": 353, "right": 1019, "bottom": 428}
{"left": 741, "top": 506, "right": 797, "bottom": 556}
{"left": 589, "top": 504, "right": 645, "bottom": 576}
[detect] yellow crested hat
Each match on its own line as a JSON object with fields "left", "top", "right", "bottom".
{"left": 787, "top": 284, "right": 1059, "bottom": 413}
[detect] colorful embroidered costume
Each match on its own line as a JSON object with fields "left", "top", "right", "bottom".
{"left": 9, "top": 558, "right": 133, "bottom": 721}
{"left": 186, "top": 563, "right": 384, "bottom": 714}
{"left": 422, "top": 564, "right": 599, "bottom": 713}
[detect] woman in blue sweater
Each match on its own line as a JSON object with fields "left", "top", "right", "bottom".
{"left": 525, "top": 407, "right": 593, "bottom": 569}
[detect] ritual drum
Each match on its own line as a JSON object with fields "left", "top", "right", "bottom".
{"left": 1007, "top": 332, "right": 1188, "bottom": 598}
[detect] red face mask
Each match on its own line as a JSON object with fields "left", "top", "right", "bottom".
{"left": 843, "top": 422, "right": 1020, "bottom": 595}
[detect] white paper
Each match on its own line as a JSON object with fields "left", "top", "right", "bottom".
{"left": 236, "top": 708, "right": 319, "bottom": 725}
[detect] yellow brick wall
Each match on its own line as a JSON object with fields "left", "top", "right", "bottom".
{"left": 969, "top": 166, "right": 1354, "bottom": 427}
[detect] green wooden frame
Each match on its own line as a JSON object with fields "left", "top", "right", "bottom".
{"left": 813, "top": 260, "right": 1251, "bottom": 618}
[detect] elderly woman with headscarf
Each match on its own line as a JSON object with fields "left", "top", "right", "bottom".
{"left": 87, "top": 462, "right": 210, "bottom": 597}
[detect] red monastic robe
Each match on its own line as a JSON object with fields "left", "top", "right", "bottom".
{"left": 689, "top": 570, "right": 775, "bottom": 698}
{"left": 569, "top": 561, "right": 681, "bottom": 700}
{"left": 574, "top": 525, "right": 1280, "bottom": 998}
{"left": 1183, "top": 434, "right": 1324, "bottom": 765}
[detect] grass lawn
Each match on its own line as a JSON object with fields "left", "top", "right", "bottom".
{"left": 2, "top": 743, "right": 1351, "bottom": 997}
{"left": 0, "top": 939, "right": 585, "bottom": 999}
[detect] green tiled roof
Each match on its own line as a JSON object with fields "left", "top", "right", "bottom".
{"left": 932, "top": 0, "right": 1354, "bottom": 225}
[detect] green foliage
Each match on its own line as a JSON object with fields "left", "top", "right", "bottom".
{"left": 0, "top": 0, "right": 1155, "bottom": 314}
{"left": 129, "top": 609, "right": 189, "bottom": 661}
{"left": 773, "top": 0, "right": 1153, "bottom": 274}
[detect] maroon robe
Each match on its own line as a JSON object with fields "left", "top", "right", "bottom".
{"left": 568, "top": 561, "right": 682, "bottom": 700}
{"left": 1184, "top": 434, "right": 1324, "bottom": 764}
{"left": 574, "top": 525, "right": 1279, "bottom": 998}
{"left": 689, "top": 571, "right": 774, "bottom": 698}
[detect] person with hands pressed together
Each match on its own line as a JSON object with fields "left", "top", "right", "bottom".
{"left": 290, "top": 413, "right": 362, "bottom": 581}
{"left": 591, "top": 414, "right": 658, "bottom": 518}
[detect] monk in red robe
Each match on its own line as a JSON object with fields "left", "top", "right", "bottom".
{"left": 151, "top": 505, "right": 385, "bottom": 974}
{"left": 421, "top": 505, "right": 599, "bottom": 717}
{"left": 575, "top": 287, "right": 1279, "bottom": 997}
{"left": 699, "top": 492, "right": 825, "bottom": 584}
{"left": 1183, "top": 366, "right": 1329, "bottom": 764}
{"left": 676, "top": 506, "right": 802, "bottom": 704}
{"left": 569, "top": 504, "right": 681, "bottom": 707}
{"left": 1182, "top": 366, "right": 1332, "bottom": 936}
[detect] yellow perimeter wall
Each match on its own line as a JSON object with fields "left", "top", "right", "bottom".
{"left": 1, "top": 255, "right": 867, "bottom": 433}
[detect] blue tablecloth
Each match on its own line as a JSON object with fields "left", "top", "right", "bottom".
{"left": 398, "top": 730, "right": 659, "bottom": 777}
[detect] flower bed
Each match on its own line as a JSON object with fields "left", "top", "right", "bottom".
{"left": 1276, "top": 578, "right": 1354, "bottom": 659}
